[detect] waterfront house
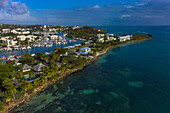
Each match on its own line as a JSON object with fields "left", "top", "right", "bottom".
{"left": 119, "top": 35, "right": 131, "bottom": 42}
{"left": 119, "top": 37, "right": 126, "bottom": 42}
{"left": 32, "top": 63, "right": 45, "bottom": 72}
{"left": 0, "top": 37, "right": 9, "bottom": 43}
{"left": 22, "top": 64, "right": 32, "bottom": 72}
{"left": 106, "top": 37, "right": 117, "bottom": 42}
{"left": 80, "top": 47, "right": 91, "bottom": 54}
{"left": 0, "top": 37, "right": 18, "bottom": 46}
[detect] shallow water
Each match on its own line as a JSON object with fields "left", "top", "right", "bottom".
{"left": 11, "top": 26, "right": 170, "bottom": 113}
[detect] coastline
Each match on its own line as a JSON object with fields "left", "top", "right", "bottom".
{"left": 1, "top": 37, "right": 152, "bottom": 113}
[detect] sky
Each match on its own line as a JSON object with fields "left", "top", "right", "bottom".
{"left": 0, "top": 0, "right": 169, "bottom": 26}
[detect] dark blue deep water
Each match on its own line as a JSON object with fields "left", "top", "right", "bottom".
{"left": 11, "top": 26, "right": 170, "bottom": 113}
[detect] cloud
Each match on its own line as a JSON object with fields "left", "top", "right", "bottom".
{"left": 93, "top": 5, "right": 100, "bottom": 9}
{"left": 7, "top": 2, "right": 28, "bottom": 15}
{"left": 1, "top": 0, "right": 170, "bottom": 25}
{"left": 0, "top": 0, "right": 39, "bottom": 24}
{"left": 0, "top": 0, "right": 9, "bottom": 8}
{"left": 35, "top": 0, "right": 170, "bottom": 26}
{"left": 35, "top": 0, "right": 170, "bottom": 25}
{"left": 121, "top": 15, "right": 131, "bottom": 19}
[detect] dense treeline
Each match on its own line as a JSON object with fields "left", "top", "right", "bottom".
{"left": 133, "top": 34, "right": 152, "bottom": 39}
{"left": 65, "top": 26, "right": 106, "bottom": 40}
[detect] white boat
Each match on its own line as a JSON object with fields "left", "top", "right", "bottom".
{"left": 21, "top": 47, "right": 26, "bottom": 50}
{"left": 14, "top": 47, "right": 19, "bottom": 50}
{"left": 27, "top": 46, "right": 31, "bottom": 50}
{"left": 7, "top": 47, "right": 12, "bottom": 51}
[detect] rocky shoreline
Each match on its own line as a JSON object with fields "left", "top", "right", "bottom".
{"left": 1, "top": 37, "right": 152, "bottom": 113}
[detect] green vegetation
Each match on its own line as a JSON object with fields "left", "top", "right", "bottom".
{"left": 133, "top": 34, "right": 152, "bottom": 39}
{"left": 0, "top": 46, "right": 90, "bottom": 111}
{"left": 65, "top": 26, "right": 106, "bottom": 40}
{"left": 20, "top": 53, "right": 36, "bottom": 66}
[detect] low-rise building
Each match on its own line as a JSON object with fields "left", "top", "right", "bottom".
{"left": 18, "top": 31, "right": 30, "bottom": 35}
{"left": 97, "top": 34, "right": 105, "bottom": 38}
{"left": 17, "top": 35, "right": 37, "bottom": 41}
{"left": 51, "top": 35, "right": 58, "bottom": 40}
{"left": 11, "top": 29, "right": 18, "bottom": 34}
{"left": 32, "top": 63, "right": 45, "bottom": 72}
{"left": 17, "top": 35, "right": 27, "bottom": 41}
{"left": 2, "top": 29, "right": 10, "bottom": 33}
{"left": 22, "top": 64, "right": 32, "bottom": 72}
{"left": 119, "top": 35, "right": 132, "bottom": 42}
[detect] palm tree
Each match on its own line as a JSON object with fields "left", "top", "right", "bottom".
{"left": 47, "top": 71, "right": 53, "bottom": 78}
{"left": 29, "top": 71, "right": 35, "bottom": 79}
{"left": 56, "top": 54, "right": 60, "bottom": 62}
{"left": 7, "top": 85, "right": 17, "bottom": 99}
{"left": 2, "top": 78, "right": 13, "bottom": 89}
{"left": 15, "top": 71, "right": 23, "bottom": 80}
{"left": 33, "top": 79, "right": 40, "bottom": 87}
{"left": 50, "top": 53, "right": 60, "bottom": 62}
{"left": 21, "top": 80, "right": 33, "bottom": 95}
{"left": 54, "top": 66, "right": 59, "bottom": 71}
{"left": 42, "top": 66, "right": 48, "bottom": 75}
{"left": 2, "top": 78, "right": 17, "bottom": 100}
{"left": 2, "top": 92, "right": 11, "bottom": 103}
{"left": 44, "top": 55, "right": 49, "bottom": 63}
{"left": 39, "top": 75, "right": 47, "bottom": 85}
{"left": 60, "top": 66, "right": 67, "bottom": 73}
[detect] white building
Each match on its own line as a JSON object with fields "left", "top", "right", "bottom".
{"left": 18, "top": 31, "right": 30, "bottom": 35}
{"left": 97, "top": 34, "right": 105, "bottom": 38}
{"left": 44, "top": 25, "right": 47, "bottom": 29}
{"left": 107, "top": 37, "right": 117, "bottom": 41}
{"left": 119, "top": 35, "right": 132, "bottom": 42}
{"left": 51, "top": 35, "right": 58, "bottom": 40}
{"left": 72, "top": 26, "right": 80, "bottom": 30}
{"left": 17, "top": 35, "right": 37, "bottom": 41}
{"left": 17, "top": 35, "right": 27, "bottom": 41}
{"left": 7, "top": 40, "right": 17, "bottom": 46}
{"left": 0, "top": 37, "right": 9, "bottom": 42}
{"left": 11, "top": 29, "right": 18, "bottom": 34}
{"left": 2, "top": 29, "right": 10, "bottom": 33}
{"left": 27, "top": 35, "right": 37, "bottom": 41}
{"left": 0, "top": 37, "right": 17, "bottom": 46}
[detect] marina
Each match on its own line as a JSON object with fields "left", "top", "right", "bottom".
{"left": 0, "top": 35, "right": 83, "bottom": 58}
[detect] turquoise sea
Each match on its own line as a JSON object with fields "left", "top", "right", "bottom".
{"left": 11, "top": 26, "right": 170, "bottom": 113}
